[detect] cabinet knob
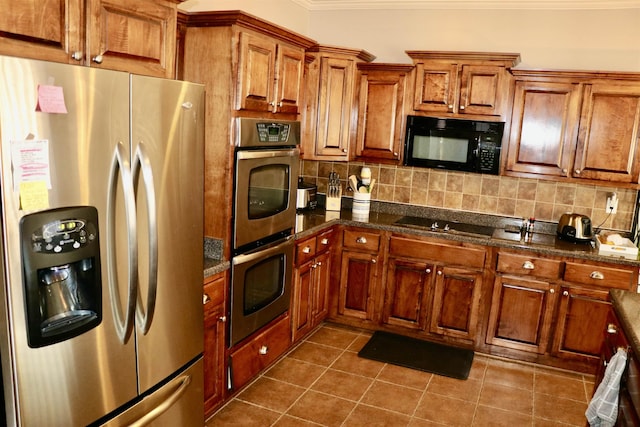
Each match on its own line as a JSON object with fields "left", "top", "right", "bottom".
{"left": 71, "top": 51, "right": 83, "bottom": 61}
{"left": 563, "top": 291, "right": 569, "bottom": 296}
{"left": 311, "top": 263, "right": 317, "bottom": 269}
{"left": 356, "top": 236, "right": 367, "bottom": 244}
{"left": 437, "top": 270, "right": 442, "bottom": 276}
{"left": 459, "top": 105, "right": 465, "bottom": 110}
{"left": 202, "top": 293, "right": 210, "bottom": 305}
{"left": 549, "top": 288, "right": 555, "bottom": 294}
{"left": 607, "top": 323, "right": 618, "bottom": 334}
{"left": 448, "top": 104, "right": 454, "bottom": 109}
{"left": 590, "top": 271, "right": 605, "bottom": 280}
{"left": 302, "top": 246, "right": 312, "bottom": 254}
{"left": 562, "top": 168, "right": 568, "bottom": 174}
{"left": 371, "top": 258, "right": 377, "bottom": 264}
{"left": 92, "top": 54, "right": 104, "bottom": 64}
{"left": 316, "top": 261, "right": 322, "bottom": 267}
{"left": 575, "top": 169, "right": 581, "bottom": 175}
{"left": 342, "top": 148, "right": 347, "bottom": 153}
{"left": 219, "top": 315, "right": 227, "bottom": 323}
{"left": 320, "top": 238, "right": 329, "bottom": 245}
{"left": 259, "top": 345, "right": 269, "bottom": 355}
{"left": 522, "top": 261, "right": 535, "bottom": 270}
{"left": 426, "top": 268, "right": 432, "bottom": 274}
{"left": 393, "top": 152, "right": 398, "bottom": 157}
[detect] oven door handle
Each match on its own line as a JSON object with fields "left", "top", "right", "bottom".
{"left": 232, "top": 236, "right": 294, "bottom": 265}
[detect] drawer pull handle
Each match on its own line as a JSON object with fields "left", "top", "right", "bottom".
{"left": 219, "top": 316, "right": 227, "bottom": 323}
{"left": 302, "top": 246, "right": 312, "bottom": 254}
{"left": 522, "top": 261, "right": 535, "bottom": 270}
{"left": 607, "top": 323, "right": 618, "bottom": 334}
{"left": 356, "top": 236, "right": 367, "bottom": 244}
{"left": 321, "top": 238, "right": 329, "bottom": 245}
{"left": 590, "top": 271, "right": 604, "bottom": 280}
{"left": 259, "top": 345, "right": 269, "bottom": 355}
{"left": 203, "top": 294, "right": 210, "bottom": 305}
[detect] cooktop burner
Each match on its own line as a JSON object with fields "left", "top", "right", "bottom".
{"left": 394, "top": 216, "right": 495, "bottom": 238}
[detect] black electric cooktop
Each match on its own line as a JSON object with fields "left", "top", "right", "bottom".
{"left": 394, "top": 216, "right": 495, "bottom": 238}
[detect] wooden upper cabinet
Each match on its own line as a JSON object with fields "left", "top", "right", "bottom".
{"left": 0, "top": 0, "right": 179, "bottom": 78}
{"left": 237, "top": 31, "right": 305, "bottom": 114}
{"left": 406, "top": 51, "right": 521, "bottom": 119}
{"left": 506, "top": 70, "right": 640, "bottom": 187}
{"left": 574, "top": 82, "right": 640, "bottom": 183}
{"left": 302, "top": 45, "right": 375, "bottom": 161}
{"left": 354, "top": 63, "right": 414, "bottom": 163}
{"left": 0, "top": 0, "right": 83, "bottom": 63}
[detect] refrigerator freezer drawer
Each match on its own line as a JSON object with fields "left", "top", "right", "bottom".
{"left": 97, "top": 357, "right": 204, "bottom": 427}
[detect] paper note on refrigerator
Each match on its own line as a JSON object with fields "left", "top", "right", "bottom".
{"left": 19, "top": 181, "right": 49, "bottom": 211}
{"left": 35, "top": 84, "right": 68, "bottom": 113}
{"left": 11, "top": 139, "right": 52, "bottom": 192}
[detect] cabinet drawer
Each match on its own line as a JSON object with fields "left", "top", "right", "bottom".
{"left": 564, "top": 262, "right": 636, "bottom": 290}
{"left": 203, "top": 273, "right": 226, "bottom": 315}
{"left": 496, "top": 252, "right": 562, "bottom": 280}
{"left": 296, "top": 236, "right": 317, "bottom": 265}
{"left": 316, "top": 228, "right": 335, "bottom": 253}
{"left": 343, "top": 229, "right": 380, "bottom": 252}
{"left": 389, "top": 236, "right": 485, "bottom": 269}
{"left": 229, "top": 314, "right": 291, "bottom": 390}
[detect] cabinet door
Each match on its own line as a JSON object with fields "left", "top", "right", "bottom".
{"left": 236, "top": 31, "right": 277, "bottom": 112}
{"left": 312, "top": 251, "right": 331, "bottom": 324}
{"left": 552, "top": 286, "right": 610, "bottom": 360}
{"left": 274, "top": 44, "right": 305, "bottom": 114}
{"left": 355, "top": 69, "right": 409, "bottom": 162}
{"left": 203, "top": 274, "right": 227, "bottom": 417}
{"left": 413, "top": 62, "right": 458, "bottom": 114}
{"left": 0, "top": 0, "right": 83, "bottom": 64}
{"left": 292, "top": 259, "right": 314, "bottom": 343}
{"left": 338, "top": 250, "right": 378, "bottom": 321}
{"left": 430, "top": 266, "right": 482, "bottom": 341}
{"left": 312, "top": 57, "right": 356, "bottom": 158}
{"left": 459, "top": 64, "right": 505, "bottom": 116}
{"left": 383, "top": 258, "right": 432, "bottom": 330}
{"left": 87, "top": 0, "right": 177, "bottom": 77}
{"left": 486, "top": 275, "right": 558, "bottom": 354}
{"left": 574, "top": 82, "right": 640, "bottom": 183}
{"left": 506, "top": 80, "right": 582, "bottom": 177}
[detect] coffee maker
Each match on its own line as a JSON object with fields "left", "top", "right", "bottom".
{"left": 20, "top": 206, "right": 102, "bottom": 348}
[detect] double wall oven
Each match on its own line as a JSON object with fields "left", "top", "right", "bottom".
{"left": 230, "top": 118, "right": 299, "bottom": 347}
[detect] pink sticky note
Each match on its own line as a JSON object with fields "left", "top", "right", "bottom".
{"left": 36, "top": 85, "right": 68, "bottom": 114}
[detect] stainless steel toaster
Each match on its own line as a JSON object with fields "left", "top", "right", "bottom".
{"left": 296, "top": 181, "right": 317, "bottom": 210}
{"left": 557, "top": 213, "right": 594, "bottom": 242}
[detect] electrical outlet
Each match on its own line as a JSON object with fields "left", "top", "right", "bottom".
{"left": 606, "top": 193, "right": 618, "bottom": 214}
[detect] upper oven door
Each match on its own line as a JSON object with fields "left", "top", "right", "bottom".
{"left": 234, "top": 148, "right": 300, "bottom": 250}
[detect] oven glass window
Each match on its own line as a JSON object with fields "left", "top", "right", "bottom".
{"left": 243, "top": 253, "right": 285, "bottom": 314}
{"left": 412, "top": 133, "right": 468, "bottom": 163}
{"left": 248, "top": 164, "right": 290, "bottom": 219}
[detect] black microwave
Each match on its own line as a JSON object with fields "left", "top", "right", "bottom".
{"left": 403, "top": 116, "right": 505, "bottom": 175}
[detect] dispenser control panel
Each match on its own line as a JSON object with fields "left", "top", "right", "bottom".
{"left": 30, "top": 218, "right": 97, "bottom": 254}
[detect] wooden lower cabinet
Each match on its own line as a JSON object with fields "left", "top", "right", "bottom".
{"left": 203, "top": 272, "right": 227, "bottom": 417}
{"left": 486, "top": 275, "right": 558, "bottom": 354}
{"left": 382, "top": 257, "right": 431, "bottom": 330}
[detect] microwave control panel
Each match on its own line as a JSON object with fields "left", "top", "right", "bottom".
{"left": 256, "top": 123, "right": 290, "bottom": 143}
{"left": 477, "top": 140, "right": 501, "bottom": 174}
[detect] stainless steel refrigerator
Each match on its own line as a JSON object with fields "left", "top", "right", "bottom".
{"left": 0, "top": 55, "right": 205, "bottom": 426}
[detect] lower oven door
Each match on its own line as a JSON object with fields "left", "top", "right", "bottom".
{"left": 230, "top": 236, "right": 294, "bottom": 347}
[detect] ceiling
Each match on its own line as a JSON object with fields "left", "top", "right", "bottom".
{"left": 292, "top": 0, "right": 640, "bottom": 9}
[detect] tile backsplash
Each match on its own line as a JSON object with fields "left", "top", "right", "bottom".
{"left": 300, "top": 160, "right": 638, "bottom": 232}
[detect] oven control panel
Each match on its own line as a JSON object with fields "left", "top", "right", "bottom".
{"left": 256, "top": 123, "right": 290, "bottom": 143}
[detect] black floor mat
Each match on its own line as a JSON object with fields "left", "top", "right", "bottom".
{"left": 358, "top": 331, "right": 474, "bottom": 380}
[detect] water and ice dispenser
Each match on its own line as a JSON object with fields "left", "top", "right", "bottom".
{"left": 20, "top": 206, "right": 102, "bottom": 348}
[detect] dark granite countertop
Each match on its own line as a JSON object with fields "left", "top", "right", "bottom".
{"left": 610, "top": 289, "right": 640, "bottom": 356}
{"left": 295, "top": 201, "right": 640, "bottom": 267}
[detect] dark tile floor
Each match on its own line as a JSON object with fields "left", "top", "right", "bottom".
{"left": 206, "top": 323, "right": 594, "bottom": 426}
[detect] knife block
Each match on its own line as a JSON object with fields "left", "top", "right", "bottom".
{"left": 325, "top": 187, "right": 342, "bottom": 211}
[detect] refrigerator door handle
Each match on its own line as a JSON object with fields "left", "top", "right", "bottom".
{"left": 107, "top": 141, "right": 138, "bottom": 343}
{"left": 133, "top": 142, "right": 158, "bottom": 335}
{"left": 128, "top": 374, "right": 192, "bottom": 427}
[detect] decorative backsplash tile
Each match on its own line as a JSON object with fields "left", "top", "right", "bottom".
{"left": 300, "top": 159, "right": 637, "bottom": 232}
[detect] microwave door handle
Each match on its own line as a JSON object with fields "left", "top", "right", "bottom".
{"left": 133, "top": 142, "right": 158, "bottom": 335}
{"left": 107, "top": 141, "right": 138, "bottom": 343}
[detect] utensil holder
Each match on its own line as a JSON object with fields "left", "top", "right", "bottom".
{"left": 326, "top": 187, "right": 342, "bottom": 211}
{"left": 352, "top": 191, "right": 371, "bottom": 218}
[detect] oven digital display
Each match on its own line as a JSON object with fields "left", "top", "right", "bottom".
{"left": 256, "top": 123, "right": 290, "bottom": 143}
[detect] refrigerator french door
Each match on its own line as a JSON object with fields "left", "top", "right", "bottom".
{"left": 0, "top": 56, "right": 205, "bottom": 426}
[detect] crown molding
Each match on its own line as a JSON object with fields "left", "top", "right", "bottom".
{"left": 291, "top": 0, "right": 640, "bottom": 10}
